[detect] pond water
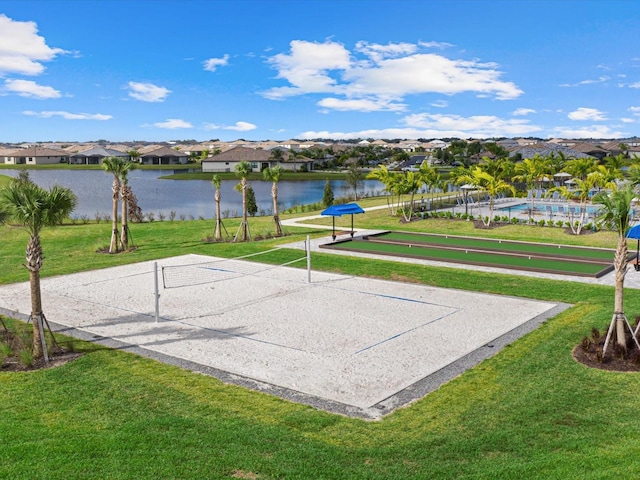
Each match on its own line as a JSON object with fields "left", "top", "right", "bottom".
{"left": 1, "top": 169, "right": 383, "bottom": 219}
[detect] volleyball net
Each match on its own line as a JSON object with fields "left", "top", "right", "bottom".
{"left": 160, "top": 242, "right": 311, "bottom": 290}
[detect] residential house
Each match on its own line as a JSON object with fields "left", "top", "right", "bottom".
{"left": 139, "top": 146, "right": 189, "bottom": 165}
{"left": 70, "top": 146, "right": 129, "bottom": 165}
{"left": 3, "top": 146, "right": 68, "bottom": 165}
{"left": 202, "top": 146, "right": 314, "bottom": 173}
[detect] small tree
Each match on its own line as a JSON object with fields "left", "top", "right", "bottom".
{"left": 322, "top": 179, "right": 334, "bottom": 208}
{"left": 211, "top": 174, "right": 225, "bottom": 241}
{"left": 345, "top": 163, "right": 364, "bottom": 200}
{"left": 246, "top": 185, "right": 258, "bottom": 217}
{"left": 102, "top": 157, "right": 128, "bottom": 253}
{"left": 263, "top": 166, "right": 284, "bottom": 236}
{"left": 0, "top": 181, "right": 77, "bottom": 360}
{"left": 119, "top": 162, "right": 136, "bottom": 250}
{"left": 234, "top": 161, "right": 252, "bottom": 242}
{"left": 593, "top": 185, "right": 640, "bottom": 358}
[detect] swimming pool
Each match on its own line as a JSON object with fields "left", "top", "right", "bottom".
{"left": 496, "top": 202, "right": 601, "bottom": 215}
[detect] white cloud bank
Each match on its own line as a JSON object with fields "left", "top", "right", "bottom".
{"left": 0, "top": 14, "right": 68, "bottom": 76}
{"left": 22, "top": 110, "right": 112, "bottom": 120}
{"left": 263, "top": 40, "right": 523, "bottom": 112}
{"left": 300, "top": 113, "right": 542, "bottom": 140}
{"left": 127, "top": 81, "right": 171, "bottom": 102}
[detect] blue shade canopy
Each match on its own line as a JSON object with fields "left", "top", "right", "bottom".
{"left": 627, "top": 224, "right": 640, "bottom": 239}
{"left": 321, "top": 203, "right": 365, "bottom": 217}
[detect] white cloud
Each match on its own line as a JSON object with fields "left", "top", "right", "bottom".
{"left": 621, "top": 118, "right": 635, "bottom": 123}
{"left": 300, "top": 113, "right": 541, "bottom": 140}
{"left": 262, "top": 40, "right": 522, "bottom": 111}
{"left": 354, "top": 41, "right": 417, "bottom": 62}
{"left": 630, "top": 82, "right": 640, "bottom": 89}
{"left": 203, "top": 121, "right": 257, "bottom": 132}
{"left": 153, "top": 118, "right": 193, "bottom": 129}
{"left": 203, "top": 54, "right": 230, "bottom": 72}
{"left": 317, "top": 97, "right": 406, "bottom": 112}
{"left": 430, "top": 100, "right": 448, "bottom": 108}
{"left": 629, "top": 106, "right": 640, "bottom": 115}
{"left": 127, "top": 81, "right": 171, "bottom": 102}
{"left": 22, "top": 110, "right": 111, "bottom": 120}
{"left": 513, "top": 108, "right": 536, "bottom": 116}
{"left": 4, "top": 78, "right": 61, "bottom": 98}
{"left": 568, "top": 107, "right": 607, "bottom": 121}
{"left": 560, "top": 76, "right": 611, "bottom": 87}
{"left": 0, "top": 14, "right": 68, "bottom": 76}
{"left": 418, "top": 41, "right": 454, "bottom": 49}
{"left": 552, "top": 125, "right": 625, "bottom": 138}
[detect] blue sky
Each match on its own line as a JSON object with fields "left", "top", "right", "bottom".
{"left": 0, "top": 0, "right": 639, "bottom": 143}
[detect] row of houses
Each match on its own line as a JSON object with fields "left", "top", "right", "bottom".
{"left": 0, "top": 145, "right": 190, "bottom": 166}
{"left": 2, "top": 137, "right": 639, "bottom": 169}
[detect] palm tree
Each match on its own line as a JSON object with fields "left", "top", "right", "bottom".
{"left": 102, "top": 156, "right": 128, "bottom": 253}
{"left": 397, "top": 171, "right": 423, "bottom": 222}
{"left": 513, "top": 156, "right": 550, "bottom": 222}
{"left": 367, "top": 164, "right": 400, "bottom": 215}
{"left": 593, "top": 185, "right": 640, "bottom": 358}
{"left": 565, "top": 157, "right": 596, "bottom": 181}
{"left": 211, "top": 174, "right": 225, "bottom": 241}
{"left": 549, "top": 177, "right": 595, "bottom": 235}
{"left": 234, "top": 161, "right": 252, "bottom": 242}
{"left": 471, "top": 168, "right": 515, "bottom": 226}
{"left": 0, "top": 181, "right": 76, "bottom": 360}
{"left": 263, "top": 166, "right": 284, "bottom": 236}
{"left": 119, "top": 161, "right": 136, "bottom": 250}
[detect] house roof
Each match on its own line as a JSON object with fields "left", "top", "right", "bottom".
{"left": 508, "top": 142, "right": 595, "bottom": 160}
{"left": 71, "top": 147, "right": 128, "bottom": 157}
{"left": 5, "top": 146, "right": 67, "bottom": 157}
{"left": 141, "top": 146, "right": 188, "bottom": 157}
{"left": 203, "top": 146, "right": 272, "bottom": 162}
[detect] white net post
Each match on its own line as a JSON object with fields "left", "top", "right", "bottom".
{"left": 307, "top": 235, "right": 311, "bottom": 283}
{"left": 154, "top": 262, "right": 160, "bottom": 323}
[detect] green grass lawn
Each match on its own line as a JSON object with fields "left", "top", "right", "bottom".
{"left": 2, "top": 208, "right": 640, "bottom": 478}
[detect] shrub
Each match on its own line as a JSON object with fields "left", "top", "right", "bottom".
{"left": 169, "top": 211, "right": 176, "bottom": 222}
{"left": 538, "top": 219, "right": 546, "bottom": 227}
{"left": 511, "top": 217, "right": 519, "bottom": 224}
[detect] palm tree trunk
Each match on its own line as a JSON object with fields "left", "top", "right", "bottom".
{"left": 614, "top": 237, "right": 629, "bottom": 351}
{"left": 26, "top": 234, "right": 45, "bottom": 359}
{"left": 241, "top": 179, "right": 248, "bottom": 241}
{"left": 272, "top": 182, "right": 282, "bottom": 236}
{"left": 120, "top": 184, "right": 129, "bottom": 250}
{"left": 214, "top": 189, "right": 222, "bottom": 240}
{"left": 109, "top": 177, "right": 120, "bottom": 253}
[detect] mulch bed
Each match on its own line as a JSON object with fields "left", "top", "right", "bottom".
{"left": 573, "top": 326, "right": 640, "bottom": 372}
{"left": 1, "top": 348, "right": 82, "bottom": 372}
